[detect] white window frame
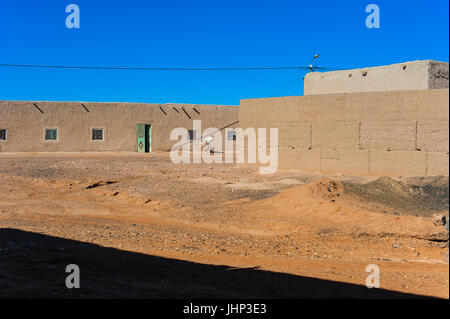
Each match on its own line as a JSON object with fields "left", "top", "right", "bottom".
{"left": 44, "top": 128, "right": 59, "bottom": 142}
{"left": 0, "top": 129, "right": 7, "bottom": 142}
{"left": 91, "top": 128, "right": 105, "bottom": 141}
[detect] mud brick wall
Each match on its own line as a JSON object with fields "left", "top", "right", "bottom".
{"left": 304, "top": 60, "right": 449, "bottom": 95}
{"left": 240, "top": 89, "right": 449, "bottom": 177}
{"left": 0, "top": 101, "right": 239, "bottom": 152}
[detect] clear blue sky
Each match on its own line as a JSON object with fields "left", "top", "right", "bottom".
{"left": 0, "top": 0, "right": 448, "bottom": 105}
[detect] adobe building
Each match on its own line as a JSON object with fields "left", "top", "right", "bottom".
{"left": 240, "top": 60, "right": 449, "bottom": 177}
{"left": 1, "top": 60, "right": 449, "bottom": 178}
{"left": 0, "top": 102, "right": 239, "bottom": 153}
{"left": 304, "top": 60, "right": 449, "bottom": 95}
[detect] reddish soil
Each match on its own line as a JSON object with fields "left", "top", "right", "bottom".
{"left": 0, "top": 152, "right": 448, "bottom": 298}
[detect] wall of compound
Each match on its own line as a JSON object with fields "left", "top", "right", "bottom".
{"left": 0, "top": 101, "right": 239, "bottom": 152}
{"left": 304, "top": 60, "right": 449, "bottom": 95}
{"left": 240, "top": 89, "right": 449, "bottom": 177}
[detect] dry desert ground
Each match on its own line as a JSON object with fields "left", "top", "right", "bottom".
{"left": 0, "top": 152, "right": 448, "bottom": 298}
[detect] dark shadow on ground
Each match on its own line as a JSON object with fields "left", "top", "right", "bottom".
{"left": 0, "top": 228, "right": 434, "bottom": 299}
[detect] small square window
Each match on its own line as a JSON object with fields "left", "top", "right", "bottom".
{"left": 188, "top": 130, "right": 196, "bottom": 140}
{"left": 92, "top": 129, "right": 104, "bottom": 141}
{"left": 45, "top": 129, "right": 58, "bottom": 141}
{"left": 0, "top": 129, "right": 6, "bottom": 141}
{"left": 227, "top": 130, "right": 236, "bottom": 141}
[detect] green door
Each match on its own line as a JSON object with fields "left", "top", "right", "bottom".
{"left": 137, "top": 124, "right": 152, "bottom": 153}
{"left": 137, "top": 124, "right": 145, "bottom": 153}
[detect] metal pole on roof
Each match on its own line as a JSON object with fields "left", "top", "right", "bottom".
{"left": 309, "top": 54, "right": 320, "bottom": 72}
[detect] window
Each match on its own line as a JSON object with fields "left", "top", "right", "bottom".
{"left": 92, "top": 129, "right": 104, "bottom": 141}
{"left": 45, "top": 129, "right": 58, "bottom": 141}
{"left": 188, "top": 130, "right": 196, "bottom": 140}
{"left": 0, "top": 129, "right": 6, "bottom": 141}
{"left": 227, "top": 130, "right": 236, "bottom": 141}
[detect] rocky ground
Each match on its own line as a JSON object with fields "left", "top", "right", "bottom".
{"left": 0, "top": 152, "right": 448, "bottom": 298}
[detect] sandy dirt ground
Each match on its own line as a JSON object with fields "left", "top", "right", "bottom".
{"left": 0, "top": 152, "right": 448, "bottom": 298}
